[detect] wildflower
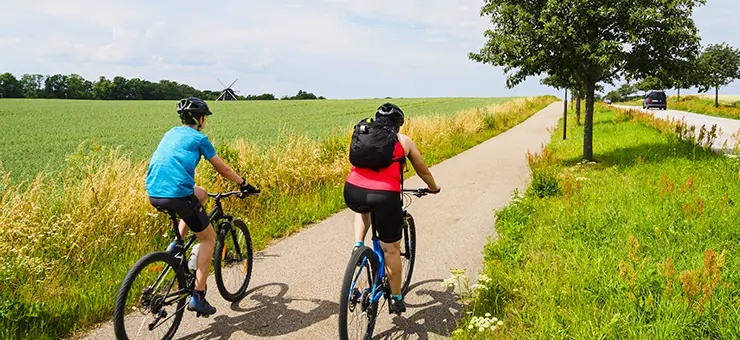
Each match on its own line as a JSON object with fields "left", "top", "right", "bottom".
{"left": 485, "top": 313, "right": 491, "bottom": 317}
{"left": 513, "top": 288, "right": 519, "bottom": 292}
{"left": 490, "top": 326, "right": 497, "bottom": 331}
{"left": 478, "top": 327, "right": 485, "bottom": 332}
{"left": 468, "top": 324, "right": 473, "bottom": 330}
{"left": 497, "top": 320, "right": 503, "bottom": 326}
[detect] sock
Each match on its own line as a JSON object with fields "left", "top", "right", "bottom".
{"left": 193, "top": 290, "right": 205, "bottom": 300}
{"left": 391, "top": 294, "right": 403, "bottom": 301}
{"left": 354, "top": 241, "right": 364, "bottom": 247}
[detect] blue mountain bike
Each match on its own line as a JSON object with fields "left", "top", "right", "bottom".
{"left": 338, "top": 188, "right": 429, "bottom": 340}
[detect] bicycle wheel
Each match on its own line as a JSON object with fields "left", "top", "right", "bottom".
{"left": 339, "top": 247, "right": 380, "bottom": 340}
{"left": 400, "top": 212, "right": 417, "bottom": 295}
{"left": 214, "top": 218, "right": 254, "bottom": 302}
{"left": 113, "top": 251, "right": 188, "bottom": 340}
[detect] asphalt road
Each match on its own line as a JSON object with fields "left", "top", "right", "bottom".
{"left": 78, "top": 102, "right": 563, "bottom": 340}
{"left": 613, "top": 104, "right": 740, "bottom": 153}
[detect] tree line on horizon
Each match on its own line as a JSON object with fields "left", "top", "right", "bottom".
{"left": 0, "top": 72, "right": 325, "bottom": 101}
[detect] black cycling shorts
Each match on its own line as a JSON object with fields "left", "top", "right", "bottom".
{"left": 149, "top": 195, "right": 210, "bottom": 233}
{"left": 343, "top": 182, "right": 403, "bottom": 243}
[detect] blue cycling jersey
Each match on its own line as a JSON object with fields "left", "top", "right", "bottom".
{"left": 145, "top": 126, "right": 217, "bottom": 198}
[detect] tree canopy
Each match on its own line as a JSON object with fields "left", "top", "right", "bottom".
{"left": 469, "top": 0, "right": 706, "bottom": 161}
{"left": 696, "top": 43, "right": 740, "bottom": 107}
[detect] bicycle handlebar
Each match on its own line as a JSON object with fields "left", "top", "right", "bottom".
{"left": 207, "top": 190, "right": 260, "bottom": 199}
{"left": 402, "top": 188, "right": 438, "bottom": 198}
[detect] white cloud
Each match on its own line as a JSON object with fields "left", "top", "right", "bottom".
{"left": 1, "top": 0, "right": 738, "bottom": 98}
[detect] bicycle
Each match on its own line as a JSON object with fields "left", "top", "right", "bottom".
{"left": 112, "top": 189, "right": 258, "bottom": 340}
{"left": 338, "top": 187, "right": 430, "bottom": 340}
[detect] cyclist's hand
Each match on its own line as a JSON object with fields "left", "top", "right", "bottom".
{"left": 427, "top": 186, "right": 441, "bottom": 194}
{"left": 240, "top": 183, "right": 260, "bottom": 197}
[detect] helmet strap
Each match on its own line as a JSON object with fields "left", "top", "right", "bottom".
{"left": 187, "top": 112, "right": 202, "bottom": 129}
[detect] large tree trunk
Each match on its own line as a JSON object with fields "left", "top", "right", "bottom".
{"left": 576, "top": 96, "right": 582, "bottom": 126}
{"left": 583, "top": 82, "right": 596, "bottom": 161}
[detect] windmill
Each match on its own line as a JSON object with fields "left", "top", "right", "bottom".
{"left": 216, "top": 78, "right": 239, "bottom": 101}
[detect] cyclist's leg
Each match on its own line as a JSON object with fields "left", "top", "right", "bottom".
{"left": 194, "top": 185, "right": 207, "bottom": 202}
{"left": 344, "top": 182, "right": 372, "bottom": 247}
{"left": 194, "top": 224, "right": 216, "bottom": 291}
{"left": 368, "top": 190, "right": 404, "bottom": 296}
{"left": 178, "top": 194, "right": 217, "bottom": 314}
{"left": 354, "top": 212, "right": 372, "bottom": 244}
{"left": 380, "top": 240, "right": 402, "bottom": 295}
{"left": 178, "top": 185, "right": 207, "bottom": 240}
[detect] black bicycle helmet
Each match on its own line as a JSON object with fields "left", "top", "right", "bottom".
{"left": 375, "top": 102, "right": 404, "bottom": 127}
{"left": 177, "top": 97, "right": 213, "bottom": 116}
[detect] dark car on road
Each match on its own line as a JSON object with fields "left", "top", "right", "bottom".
{"left": 643, "top": 90, "right": 667, "bottom": 110}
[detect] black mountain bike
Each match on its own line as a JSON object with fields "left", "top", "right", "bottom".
{"left": 113, "top": 190, "right": 257, "bottom": 340}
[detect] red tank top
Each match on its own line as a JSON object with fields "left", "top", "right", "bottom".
{"left": 346, "top": 142, "right": 405, "bottom": 192}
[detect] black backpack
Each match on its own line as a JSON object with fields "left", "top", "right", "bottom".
{"left": 349, "top": 117, "right": 403, "bottom": 171}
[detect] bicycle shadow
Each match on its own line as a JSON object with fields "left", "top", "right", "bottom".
{"left": 176, "top": 282, "right": 338, "bottom": 340}
{"left": 372, "top": 279, "right": 462, "bottom": 340}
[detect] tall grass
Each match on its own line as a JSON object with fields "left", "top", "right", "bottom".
{"left": 451, "top": 103, "right": 740, "bottom": 339}
{"left": 0, "top": 96, "right": 557, "bottom": 339}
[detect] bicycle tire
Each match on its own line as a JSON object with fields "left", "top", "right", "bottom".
{"left": 339, "top": 247, "right": 380, "bottom": 340}
{"left": 113, "top": 251, "right": 187, "bottom": 340}
{"left": 214, "top": 219, "right": 254, "bottom": 302}
{"left": 400, "top": 212, "right": 417, "bottom": 295}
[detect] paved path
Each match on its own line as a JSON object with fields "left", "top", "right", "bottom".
{"left": 613, "top": 105, "right": 740, "bottom": 153}
{"left": 79, "top": 102, "right": 562, "bottom": 340}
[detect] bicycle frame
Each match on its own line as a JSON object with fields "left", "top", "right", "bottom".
{"left": 150, "top": 191, "right": 245, "bottom": 305}
{"left": 348, "top": 188, "right": 425, "bottom": 309}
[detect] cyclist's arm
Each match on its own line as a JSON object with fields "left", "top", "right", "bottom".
{"left": 207, "top": 155, "right": 245, "bottom": 184}
{"left": 398, "top": 134, "right": 440, "bottom": 192}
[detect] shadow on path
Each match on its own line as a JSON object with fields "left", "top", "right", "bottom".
{"left": 176, "top": 282, "right": 338, "bottom": 340}
{"left": 372, "top": 279, "right": 462, "bottom": 340}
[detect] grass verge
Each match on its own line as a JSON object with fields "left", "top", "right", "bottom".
{"left": 451, "top": 103, "right": 740, "bottom": 339}
{"left": 0, "top": 96, "right": 557, "bottom": 340}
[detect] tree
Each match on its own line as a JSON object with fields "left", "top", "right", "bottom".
{"left": 44, "top": 74, "right": 69, "bottom": 98}
{"left": 696, "top": 42, "right": 740, "bottom": 108}
{"left": 66, "top": 73, "right": 92, "bottom": 99}
{"left": 280, "top": 90, "right": 323, "bottom": 100}
{"left": 469, "top": 0, "right": 705, "bottom": 161}
{"left": 93, "top": 76, "right": 114, "bottom": 100}
{"left": 0, "top": 73, "right": 23, "bottom": 98}
{"left": 541, "top": 74, "right": 580, "bottom": 125}
{"left": 19, "top": 74, "right": 44, "bottom": 98}
{"left": 635, "top": 76, "right": 667, "bottom": 94}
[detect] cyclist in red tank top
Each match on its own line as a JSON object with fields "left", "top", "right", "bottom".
{"left": 343, "top": 103, "right": 440, "bottom": 314}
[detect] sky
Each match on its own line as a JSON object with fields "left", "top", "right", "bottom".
{"left": 1, "top": 0, "right": 739, "bottom": 100}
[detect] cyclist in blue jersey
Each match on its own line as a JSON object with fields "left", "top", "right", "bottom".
{"left": 145, "top": 97, "right": 258, "bottom": 316}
